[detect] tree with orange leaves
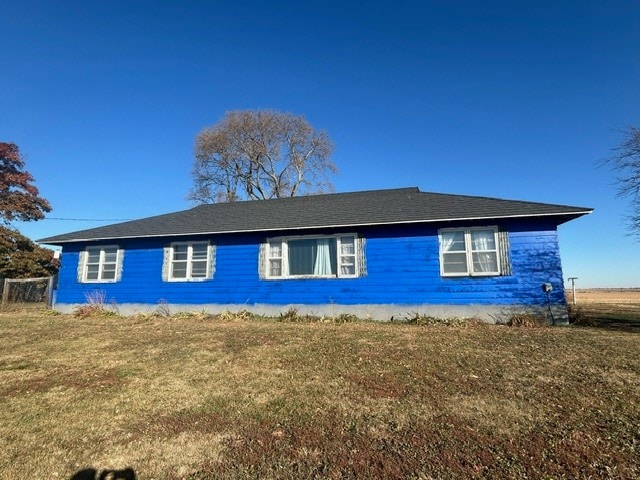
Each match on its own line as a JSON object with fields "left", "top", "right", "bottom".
{"left": 1, "top": 142, "right": 51, "bottom": 223}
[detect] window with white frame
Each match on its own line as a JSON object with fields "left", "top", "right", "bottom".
{"left": 265, "top": 234, "right": 361, "bottom": 279}
{"left": 80, "top": 245, "right": 122, "bottom": 283}
{"left": 165, "top": 241, "right": 214, "bottom": 281}
{"left": 439, "top": 227, "right": 506, "bottom": 276}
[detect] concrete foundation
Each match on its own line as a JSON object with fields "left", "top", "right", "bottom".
{"left": 54, "top": 302, "right": 569, "bottom": 325}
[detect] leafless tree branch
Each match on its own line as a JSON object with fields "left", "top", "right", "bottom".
{"left": 188, "top": 110, "right": 336, "bottom": 204}
{"left": 602, "top": 126, "right": 640, "bottom": 238}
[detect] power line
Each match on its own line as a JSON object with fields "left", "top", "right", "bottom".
{"left": 44, "top": 217, "right": 134, "bottom": 222}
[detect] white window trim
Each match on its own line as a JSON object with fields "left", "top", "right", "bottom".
{"left": 81, "top": 245, "right": 122, "bottom": 283}
{"left": 439, "top": 227, "right": 501, "bottom": 277}
{"left": 167, "top": 241, "right": 213, "bottom": 282}
{"left": 266, "top": 233, "right": 359, "bottom": 280}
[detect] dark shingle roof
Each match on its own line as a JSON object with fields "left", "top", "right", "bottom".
{"left": 38, "top": 187, "right": 592, "bottom": 244}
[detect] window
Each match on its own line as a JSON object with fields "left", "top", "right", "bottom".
{"left": 164, "top": 241, "right": 214, "bottom": 281}
{"left": 439, "top": 227, "right": 507, "bottom": 277}
{"left": 264, "top": 234, "right": 362, "bottom": 279}
{"left": 80, "top": 245, "right": 122, "bottom": 283}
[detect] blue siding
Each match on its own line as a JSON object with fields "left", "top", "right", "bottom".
{"left": 55, "top": 220, "right": 567, "bottom": 307}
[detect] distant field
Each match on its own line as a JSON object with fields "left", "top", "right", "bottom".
{"left": 568, "top": 288, "right": 640, "bottom": 305}
{"left": 567, "top": 288, "right": 640, "bottom": 329}
{"left": 0, "top": 308, "right": 638, "bottom": 479}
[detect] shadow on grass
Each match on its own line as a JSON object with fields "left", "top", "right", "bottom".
{"left": 569, "top": 304, "right": 640, "bottom": 331}
{"left": 70, "top": 467, "right": 136, "bottom": 480}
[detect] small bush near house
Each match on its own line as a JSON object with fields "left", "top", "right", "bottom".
{"left": 278, "top": 307, "right": 322, "bottom": 323}
{"left": 277, "top": 308, "right": 360, "bottom": 323}
{"left": 214, "top": 309, "right": 254, "bottom": 322}
{"left": 404, "top": 312, "right": 470, "bottom": 326}
{"left": 72, "top": 290, "right": 117, "bottom": 318}
{"left": 506, "top": 313, "right": 549, "bottom": 328}
{"left": 331, "top": 312, "right": 359, "bottom": 323}
{"left": 153, "top": 300, "right": 172, "bottom": 317}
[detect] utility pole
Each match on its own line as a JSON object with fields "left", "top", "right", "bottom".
{"left": 567, "top": 277, "right": 578, "bottom": 305}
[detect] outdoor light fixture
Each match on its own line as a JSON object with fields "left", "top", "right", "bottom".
{"left": 542, "top": 283, "right": 555, "bottom": 324}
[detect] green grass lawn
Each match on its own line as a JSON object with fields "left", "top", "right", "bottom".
{"left": 0, "top": 308, "right": 638, "bottom": 479}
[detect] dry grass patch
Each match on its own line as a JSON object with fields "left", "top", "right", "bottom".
{"left": 0, "top": 309, "right": 638, "bottom": 479}
{"left": 569, "top": 299, "right": 640, "bottom": 330}
{"left": 567, "top": 288, "right": 640, "bottom": 329}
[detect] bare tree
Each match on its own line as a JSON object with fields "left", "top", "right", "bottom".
{"left": 189, "top": 110, "right": 336, "bottom": 203}
{"left": 603, "top": 126, "right": 640, "bottom": 238}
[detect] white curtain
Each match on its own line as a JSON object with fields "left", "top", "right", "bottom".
{"left": 471, "top": 230, "right": 497, "bottom": 272}
{"left": 441, "top": 231, "right": 469, "bottom": 274}
{"left": 441, "top": 232, "right": 457, "bottom": 252}
{"left": 313, "top": 238, "right": 333, "bottom": 275}
{"left": 475, "top": 253, "right": 493, "bottom": 272}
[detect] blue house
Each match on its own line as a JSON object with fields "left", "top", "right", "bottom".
{"left": 39, "top": 187, "right": 592, "bottom": 322}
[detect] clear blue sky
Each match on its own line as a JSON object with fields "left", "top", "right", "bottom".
{"left": 1, "top": 1, "right": 638, "bottom": 287}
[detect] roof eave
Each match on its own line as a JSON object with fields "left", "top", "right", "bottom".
{"left": 38, "top": 209, "right": 593, "bottom": 245}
